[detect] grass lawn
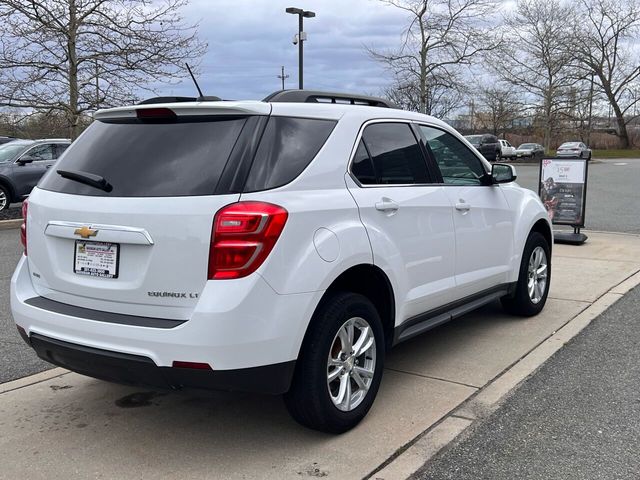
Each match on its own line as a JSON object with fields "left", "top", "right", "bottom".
{"left": 590, "top": 149, "right": 640, "bottom": 159}
{"left": 549, "top": 149, "right": 640, "bottom": 158}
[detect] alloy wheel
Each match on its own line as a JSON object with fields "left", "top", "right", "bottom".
{"left": 528, "top": 246, "right": 548, "bottom": 304}
{"left": 327, "top": 317, "right": 376, "bottom": 412}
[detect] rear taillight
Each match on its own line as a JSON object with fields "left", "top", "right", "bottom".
{"left": 208, "top": 201, "right": 288, "bottom": 280}
{"left": 20, "top": 199, "right": 28, "bottom": 255}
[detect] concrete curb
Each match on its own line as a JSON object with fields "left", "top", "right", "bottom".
{"left": 0, "top": 218, "right": 22, "bottom": 230}
{"left": 0, "top": 368, "right": 69, "bottom": 395}
{"left": 370, "top": 270, "right": 640, "bottom": 480}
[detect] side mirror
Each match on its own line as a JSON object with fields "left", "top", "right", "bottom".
{"left": 491, "top": 163, "right": 517, "bottom": 184}
{"left": 16, "top": 156, "right": 35, "bottom": 165}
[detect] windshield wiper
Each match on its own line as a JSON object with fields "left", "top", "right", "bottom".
{"left": 57, "top": 169, "right": 113, "bottom": 193}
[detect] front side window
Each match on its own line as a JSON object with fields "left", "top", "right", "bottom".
{"left": 419, "top": 125, "right": 487, "bottom": 186}
{"left": 360, "top": 122, "right": 429, "bottom": 185}
{"left": 25, "top": 144, "right": 55, "bottom": 161}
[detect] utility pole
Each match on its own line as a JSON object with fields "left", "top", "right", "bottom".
{"left": 587, "top": 73, "right": 594, "bottom": 146}
{"left": 286, "top": 7, "right": 315, "bottom": 89}
{"left": 94, "top": 59, "right": 100, "bottom": 110}
{"left": 277, "top": 66, "right": 290, "bottom": 90}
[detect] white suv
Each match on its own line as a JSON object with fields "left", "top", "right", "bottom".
{"left": 11, "top": 91, "right": 552, "bottom": 433}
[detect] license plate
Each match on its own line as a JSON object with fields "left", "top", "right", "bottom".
{"left": 74, "top": 241, "right": 119, "bottom": 278}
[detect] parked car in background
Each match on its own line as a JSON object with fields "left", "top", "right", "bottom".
{"left": 0, "top": 138, "right": 71, "bottom": 211}
{"left": 11, "top": 90, "right": 552, "bottom": 433}
{"left": 556, "top": 141, "right": 591, "bottom": 160}
{"left": 498, "top": 139, "right": 516, "bottom": 159}
{"left": 464, "top": 134, "right": 500, "bottom": 161}
{"left": 0, "top": 136, "right": 16, "bottom": 145}
{"left": 515, "top": 143, "right": 545, "bottom": 161}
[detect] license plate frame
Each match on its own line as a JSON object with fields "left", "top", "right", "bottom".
{"left": 73, "top": 240, "right": 120, "bottom": 279}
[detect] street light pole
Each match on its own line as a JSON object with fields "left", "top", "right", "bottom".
{"left": 286, "top": 7, "right": 315, "bottom": 89}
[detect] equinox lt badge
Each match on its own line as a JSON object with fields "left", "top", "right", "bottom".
{"left": 148, "top": 291, "right": 199, "bottom": 299}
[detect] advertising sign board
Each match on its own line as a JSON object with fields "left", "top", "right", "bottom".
{"left": 538, "top": 157, "right": 589, "bottom": 227}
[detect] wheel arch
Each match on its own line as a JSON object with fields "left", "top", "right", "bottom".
{"left": 307, "top": 264, "right": 396, "bottom": 351}
{"left": 530, "top": 218, "right": 553, "bottom": 254}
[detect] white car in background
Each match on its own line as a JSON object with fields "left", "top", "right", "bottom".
{"left": 498, "top": 139, "right": 516, "bottom": 159}
{"left": 11, "top": 90, "right": 552, "bottom": 433}
{"left": 556, "top": 141, "right": 592, "bottom": 160}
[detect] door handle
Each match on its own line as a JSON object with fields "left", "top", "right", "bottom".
{"left": 375, "top": 198, "right": 399, "bottom": 212}
{"left": 455, "top": 202, "right": 471, "bottom": 212}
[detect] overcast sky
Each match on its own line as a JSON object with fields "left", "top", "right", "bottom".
{"left": 165, "top": 0, "right": 412, "bottom": 100}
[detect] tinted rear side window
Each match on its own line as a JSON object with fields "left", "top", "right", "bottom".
{"left": 39, "top": 118, "right": 247, "bottom": 197}
{"left": 242, "top": 117, "right": 336, "bottom": 192}
{"left": 362, "top": 123, "right": 429, "bottom": 184}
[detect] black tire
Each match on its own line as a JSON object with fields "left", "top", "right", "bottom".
{"left": 0, "top": 184, "right": 11, "bottom": 212}
{"left": 501, "top": 231, "right": 551, "bottom": 316}
{"left": 284, "top": 291, "right": 385, "bottom": 433}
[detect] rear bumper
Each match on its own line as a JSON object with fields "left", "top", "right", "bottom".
{"left": 27, "top": 333, "right": 295, "bottom": 394}
{"left": 11, "top": 256, "right": 323, "bottom": 389}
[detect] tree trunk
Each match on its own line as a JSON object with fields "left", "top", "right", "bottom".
{"left": 67, "top": 0, "right": 79, "bottom": 140}
{"left": 600, "top": 76, "right": 630, "bottom": 148}
{"left": 612, "top": 102, "right": 630, "bottom": 148}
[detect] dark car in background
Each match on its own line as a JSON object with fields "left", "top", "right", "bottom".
{"left": 556, "top": 141, "right": 592, "bottom": 160}
{"left": 515, "top": 143, "right": 545, "bottom": 161}
{"left": 464, "top": 134, "right": 501, "bottom": 161}
{"left": 0, "top": 136, "right": 16, "bottom": 145}
{"left": 0, "top": 139, "right": 70, "bottom": 211}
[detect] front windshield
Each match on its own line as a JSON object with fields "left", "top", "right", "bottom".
{"left": 560, "top": 142, "right": 579, "bottom": 148}
{"left": 0, "top": 143, "right": 28, "bottom": 163}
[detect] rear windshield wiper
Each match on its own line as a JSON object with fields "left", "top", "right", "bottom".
{"left": 56, "top": 169, "right": 113, "bottom": 193}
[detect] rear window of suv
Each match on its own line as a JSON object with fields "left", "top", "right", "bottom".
{"left": 39, "top": 118, "right": 247, "bottom": 197}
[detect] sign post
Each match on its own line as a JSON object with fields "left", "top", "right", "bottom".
{"left": 538, "top": 157, "right": 589, "bottom": 245}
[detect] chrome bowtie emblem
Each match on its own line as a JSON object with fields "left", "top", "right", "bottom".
{"left": 74, "top": 226, "right": 98, "bottom": 239}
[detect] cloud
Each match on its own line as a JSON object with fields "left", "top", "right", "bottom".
{"left": 160, "top": 0, "right": 410, "bottom": 100}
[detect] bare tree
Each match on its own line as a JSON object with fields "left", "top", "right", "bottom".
{"left": 0, "top": 0, "right": 206, "bottom": 139}
{"left": 499, "top": 0, "right": 579, "bottom": 151}
{"left": 368, "top": 0, "right": 502, "bottom": 115}
{"left": 383, "top": 70, "right": 466, "bottom": 118}
{"left": 476, "top": 85, "right": 522, "bottom": 136}
{"left": 572, "top": 0, "right": 640, "bottom": 148}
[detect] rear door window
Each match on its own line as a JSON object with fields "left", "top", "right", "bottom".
{"left": 360, "top": 122, "right": 430, "bottom": 184}
{"left": 39, "top": 118, "right": 248, "bottom": 197}
{"left": 242, "top": 117, "right": 336, "bottom": 192}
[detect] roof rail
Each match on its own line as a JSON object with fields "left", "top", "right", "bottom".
{"left": 263, "top": 90, "right": 397, "bottom": 109}
{"left": 138, "top": 95, "right": 222, "bottom": 105}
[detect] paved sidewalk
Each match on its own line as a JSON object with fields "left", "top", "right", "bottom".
{"left": 414, "top": 285, "right": 640, "bottom": 480}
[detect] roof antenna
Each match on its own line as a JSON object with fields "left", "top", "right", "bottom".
{"left": 186, "top": 63, "right": 204, "bottom": 99}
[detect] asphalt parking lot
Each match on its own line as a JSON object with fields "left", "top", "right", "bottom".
{"left": 514, "top": 159, "right": 640, "bottom": 234}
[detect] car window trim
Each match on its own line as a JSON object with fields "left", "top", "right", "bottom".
{"left": 346, "top": 118, "right": 439, "bottom": 188}
{"left": 414, "top": 123, "right": 493, "bottom": 187}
